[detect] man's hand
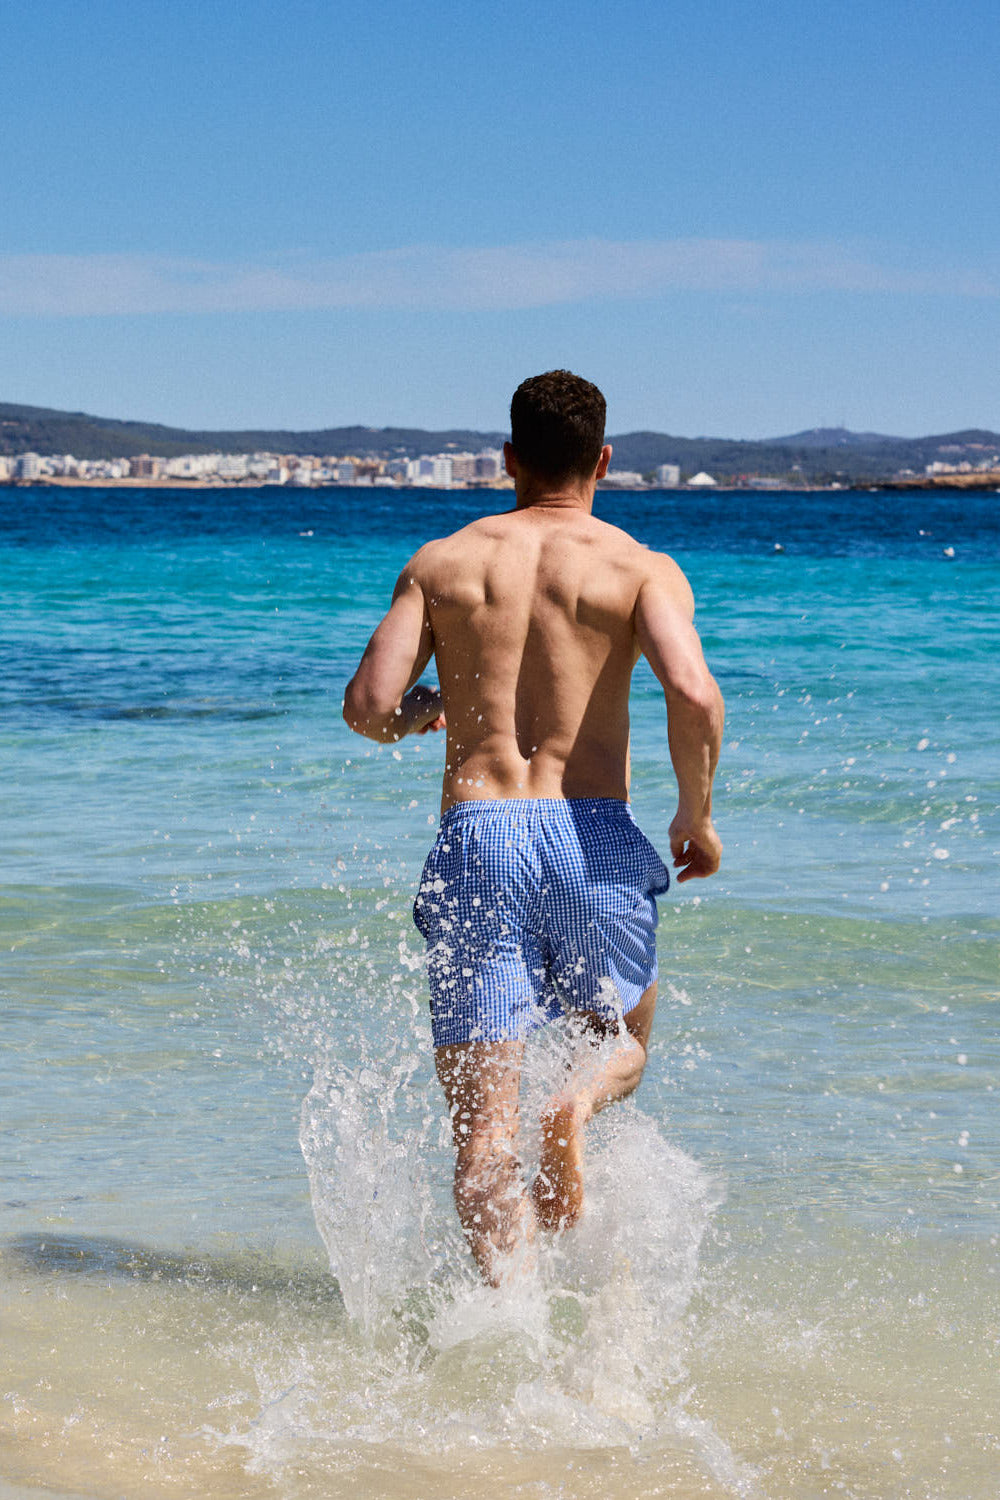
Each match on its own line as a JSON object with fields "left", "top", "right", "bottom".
{"left": 417, "top": 712, "right": 446, "bottom": 733}
{"left": 635, "top": 568, "right": 724, "bottom": 884}
{"left": 407, "top": 683, "right": 446, "bottom": 734}
{"left": 669, "top": 813, "right": 722, "bottom": 883}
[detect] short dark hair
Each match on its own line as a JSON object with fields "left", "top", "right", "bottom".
{"left": 509, "top": 370, "right": 606, "bottom": 480}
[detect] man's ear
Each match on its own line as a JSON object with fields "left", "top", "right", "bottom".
{"left": 595, "top": 444, "right": 612, "bottom": 480}
{"left": 503, "top": 441, "right": 518, "bottom": 479}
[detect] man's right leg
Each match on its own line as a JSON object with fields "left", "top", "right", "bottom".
{"left": 531, "top": 980, "right": 657, "bottom": 1232}
{"left": 435, "top": 1040, "right": 535, "bottom": 1286}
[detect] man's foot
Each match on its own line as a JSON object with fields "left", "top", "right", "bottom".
{"left": 531, "top": 1098, "right": 589, "bottom": 1232}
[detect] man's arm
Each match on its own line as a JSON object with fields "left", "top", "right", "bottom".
{"left": 343, "top": 561, "right": 446, "bottom": 742}
{"left": 634, "top": 565, "right": 724, "bottom": 882}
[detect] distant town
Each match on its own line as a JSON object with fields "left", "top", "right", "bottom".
{"left": 0, "top": 446, "right": 791, "bottom": 489}
{"left": 2, "top": 399, "right": 1000, "bottom": 490}
{"left": 0, "top": 445, "right": 513, "bottom": 489}
{"left": 4, "top": 445, "right": 1000, "bottom": 491}
{"left": 0, "top": 446, "right": 722, "bottom": 491}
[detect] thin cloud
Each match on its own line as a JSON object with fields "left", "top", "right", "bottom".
{"left": 0, "top": 240, "right": 995, "bottom": 316}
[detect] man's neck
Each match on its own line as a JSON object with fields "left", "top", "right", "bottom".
{"left": 514, "top": 483, "right": 595, "bottom": 513}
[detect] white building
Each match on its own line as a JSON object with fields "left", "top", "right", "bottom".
{"left": 409, "top": 456, "right": 453, "bottom": 487}
{"left": 216, "top": 454, "right": 249, "bottom": 480}
{"left": 87, "top": 459, "right": 130, "bottom": 480}
{"left": 655, "top": 463, "right": 681, "bottom": 487}
{"left": 164, "top": 453, "right": 217, "bottom": 479}
{"left": 687, "top": 471, "right": 718, "bottom": 487}
{"left": 601, "top": 470, "right": 646, "bottom": 488}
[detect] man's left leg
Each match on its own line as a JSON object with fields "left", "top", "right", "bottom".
{"left": 531, "top": 980, "right": 657, "bottom": 1231}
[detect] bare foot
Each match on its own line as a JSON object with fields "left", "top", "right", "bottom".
{"left": 531, "top": 1099, "right": 589, "bottom": 1232}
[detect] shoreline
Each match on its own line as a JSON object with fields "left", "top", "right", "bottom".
{"left": 1, "top": 474, "right": 513, "bottom": 492}
{"left": 4, "top": 472, "right": 1000, "bottom": 493}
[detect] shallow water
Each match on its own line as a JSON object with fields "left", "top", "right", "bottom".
{"left": 2, "top": 484, "right": 998, "bottom": 1497}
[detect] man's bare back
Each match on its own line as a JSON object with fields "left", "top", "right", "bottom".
{"left": 344, "top": 370, "right": 724, "bottom": 1284}
{"left": 404, "top": 504, "right": 697, "bottom": 808}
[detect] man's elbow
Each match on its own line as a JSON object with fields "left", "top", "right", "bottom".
{"left": 343, "top": 678, "right": 398, "bottom": 741}
{"left": 342, "top": 686, "right": 367, "bottom": 737}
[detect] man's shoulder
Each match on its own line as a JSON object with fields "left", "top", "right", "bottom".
{"left": 589, "top": 522, "right": 695, "bottom": 618}
{"left": 401, "top": 516, "right": 505, "bottom": 585}
{"left": 587, "top": 515, "right": 689, "bottom": 582}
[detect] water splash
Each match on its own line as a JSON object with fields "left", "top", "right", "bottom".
{"left": 300, "top": 1050, "right": 461, "bottom": 1334}
{"left": 288, "top": 1014, "right": 755, "bottom": 1493}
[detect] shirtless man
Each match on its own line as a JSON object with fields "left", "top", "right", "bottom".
{"left": 343, "top": 370, "right": 723, "bottom": 1285}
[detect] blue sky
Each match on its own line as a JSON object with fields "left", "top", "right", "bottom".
{"left": 2, "top": 0, "right": 998, "bottom": 436}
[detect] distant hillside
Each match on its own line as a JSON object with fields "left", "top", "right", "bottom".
{"left": 768, "top": 427, "right": 903, "bottom": 448}
{"left": 2, "top": 400, "right": 998, "bottom": 483}
{"left": 608, "top": 427, "right": 1000, "bottom": 483}
{"left": 0, "top": 402, "right": 507, "bottom": 465}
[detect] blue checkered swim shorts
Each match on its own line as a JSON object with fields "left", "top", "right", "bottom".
{"left": 412, "top": 797, "right": 670, "bottom": 1047}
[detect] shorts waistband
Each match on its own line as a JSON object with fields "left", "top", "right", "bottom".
{"left": 439, "top": 796, "right": 635, "bottom": 826}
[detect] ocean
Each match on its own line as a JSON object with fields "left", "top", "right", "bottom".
{"left": 1, "top": 482, "right": 997, "bottom": 1499}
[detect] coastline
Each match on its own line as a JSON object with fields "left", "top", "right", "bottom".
{"left": 876, "top": 470, "right": 1000, "bottom": 490}
{"left": 5, "top": 471, "right": 999, "bottom": 492}
{"left": 2, "top": 473, "right": 515, "bottom": 492}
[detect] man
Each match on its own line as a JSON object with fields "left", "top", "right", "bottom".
{"left": 344, "top": 370, "right": 723, "bottom": 1285}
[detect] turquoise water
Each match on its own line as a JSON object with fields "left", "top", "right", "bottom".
{"left": 2, "top": 485, "right": 998, "bottom": 1498}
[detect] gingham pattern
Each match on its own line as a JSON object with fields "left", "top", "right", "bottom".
{"left": 413, "top": 798, "right": 670, "bottom": 1047}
